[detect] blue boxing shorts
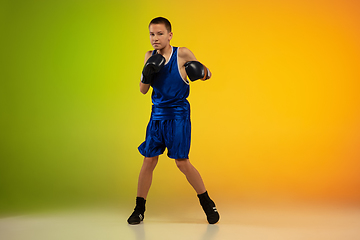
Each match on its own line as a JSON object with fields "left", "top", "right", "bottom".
{"left": 138, "top": 118, "right": 191, "bottom": 159}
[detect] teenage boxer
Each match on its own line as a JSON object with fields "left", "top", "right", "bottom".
{"left": 128, "top": 17, "right": 219, "bottom": 225}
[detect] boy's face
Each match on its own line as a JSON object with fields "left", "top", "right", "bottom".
{"left": 149, "top": 23, "right": 172, "bottom": 50}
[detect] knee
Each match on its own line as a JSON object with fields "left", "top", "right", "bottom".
{"left": 143, "top": 156, "right": 158, "bottom": 170}
{"left": 175, "top": 158, "right": 190, "bottom": 173}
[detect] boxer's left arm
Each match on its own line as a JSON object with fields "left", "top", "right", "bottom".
{"left": 178, "top": 47, "right": 212, "bottom": 81}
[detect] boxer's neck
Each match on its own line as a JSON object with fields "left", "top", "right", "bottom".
{"left": 156, "top": 44, "right": 172, "bottom": 56}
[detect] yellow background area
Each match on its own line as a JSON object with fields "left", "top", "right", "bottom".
{"left": 1, "top": 0, "right": 359, "bottom": 214}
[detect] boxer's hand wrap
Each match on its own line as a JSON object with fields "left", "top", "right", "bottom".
{"left": 141, "top": 54, "right": 166, "bottom": 84}
{"left": 184, "top": 61, "right": 210, "bottom": 81}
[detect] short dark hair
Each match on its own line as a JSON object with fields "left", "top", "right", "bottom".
{"left": 149, "top": 17, "right": 172, "bottom": 33}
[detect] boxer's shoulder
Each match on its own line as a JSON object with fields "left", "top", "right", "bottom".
{"left": 143, "top": 50, "right": 153, "bottom": 63}
{"left": 178, "top": 47, "right": 191, "bottom": 57}
{"left": 178, "top": 47, "right": 197, "bottom": 62}
{"left": 145, "top": 50, "right": 153, "bottom": 57}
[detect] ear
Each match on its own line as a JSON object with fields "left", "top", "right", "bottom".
{"left": 168, "top": 32, "right": 173, "bottom": 41}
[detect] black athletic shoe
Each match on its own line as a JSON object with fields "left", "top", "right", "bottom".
{"left": 127, "top": 210, "right": 144, "bottom": 225}
{"left": 127, "top": 197, "right": 146, "bottom": 225}
{"left": 198, "top": 191, "right": 220, "bottom": 224}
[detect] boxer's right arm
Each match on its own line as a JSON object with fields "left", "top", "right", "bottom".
{"left": 139, "top": 51, "right": 153, "bottom": 94}
{"left": 140, "top": 51, "right": 166, "bottom": 94}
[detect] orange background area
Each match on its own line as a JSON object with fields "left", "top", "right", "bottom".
{"left": 150, "top": 0, "right": 360, "bottom": 203}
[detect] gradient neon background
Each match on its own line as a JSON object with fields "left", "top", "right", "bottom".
{"left": 1, "top": 0, "right": 359, "bottom": 215}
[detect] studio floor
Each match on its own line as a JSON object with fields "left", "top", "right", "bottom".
{"left": 1, "top": 200, "right": 359, "bottom": 240}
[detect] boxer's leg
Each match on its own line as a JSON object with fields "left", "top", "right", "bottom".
{"left": 175, "top": 158, "right": 206, "bottom": 194}
{"left": 137, "top": 156, "right": 159, "bottom": 199}
{"left": 175, "top": 158, "right": 220, "bottom": 224}
{"left": 128, "top": 156, "right": 158, "bottom": 225}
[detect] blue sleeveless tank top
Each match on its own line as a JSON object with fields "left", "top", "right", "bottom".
{"left": 150, "top": 46, "right": 190, "bottom": 120}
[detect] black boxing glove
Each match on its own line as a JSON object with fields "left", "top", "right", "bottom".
{"left": 141, "top": 54, "right": 166, "bottom": 84}
{"left": 184, "top": 61, "right": 210, "bottom": 81}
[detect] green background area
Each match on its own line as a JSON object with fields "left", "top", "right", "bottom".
{"left": 1, "top": 0, "right": 151, "bottom": 214}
